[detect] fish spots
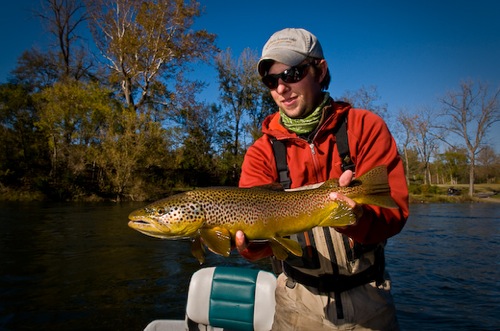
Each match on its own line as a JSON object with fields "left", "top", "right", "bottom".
{"left": 183, "top": 203, "right": 202, "bottom": 222}
{"left": 142, "top": 183, "right": 345, "bottom": 235}
{"left": 129, "top": 166, "right": 393, "bottom": 260}
{"left": 165, "top": 202, "right": 202, "bottom": 223}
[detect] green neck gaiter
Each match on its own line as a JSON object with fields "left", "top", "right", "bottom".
{"left": 280, "top": 93, "right": 330, "bottom": 135}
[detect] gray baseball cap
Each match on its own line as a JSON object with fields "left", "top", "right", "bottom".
{"left": 258, "top": 28, "right": 324, "bottom": 76}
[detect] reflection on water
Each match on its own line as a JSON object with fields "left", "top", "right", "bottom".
{"left": 0, "top": 202, "right": 499, "bottom": 330}
{"left": 0, "top": 202, "right": 259, "bottom": 330}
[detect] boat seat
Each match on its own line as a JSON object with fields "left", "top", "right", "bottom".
{"left": 144, "top": 266, "right": 277, "bottom": 331}
{"left": 186, "top": 266, "right": 277, "bottom": 331}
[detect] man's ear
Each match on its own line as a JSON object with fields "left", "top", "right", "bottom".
{"left": 317, "top": 59, "right": 328, "bottom": 83}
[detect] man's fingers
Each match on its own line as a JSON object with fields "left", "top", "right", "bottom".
{"left": 329, "top": 191, "right": 363, "bottom": 221}
{"left": 235, "top": 230, "right": 247, "bottom": 252}
{"left": 338, "top": 169, "right": 354, "bottom": 187}
{"left": 330, "top": 192, "right": 355, "bottom": 208}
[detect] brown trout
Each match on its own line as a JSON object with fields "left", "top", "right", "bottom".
{"left": 128, "top": 165, "right": 397, "bottom": 263}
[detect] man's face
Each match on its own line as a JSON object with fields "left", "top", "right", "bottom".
{"left": 267, "top": 61, "right": 326, "bottom": 119}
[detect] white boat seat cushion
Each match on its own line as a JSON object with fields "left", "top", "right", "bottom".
{"left": 186, "top": 266, "right": 277, "bottom": 331}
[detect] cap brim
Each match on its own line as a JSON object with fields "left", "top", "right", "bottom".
{"left": 258, "top": 51, "right": 307, "bottom": 76}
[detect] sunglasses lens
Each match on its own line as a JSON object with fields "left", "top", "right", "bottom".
{"left": 262, "top": 64, "right": 309, "bottom": 89}
{"left": 262, "top": 75, "right": 279, "bottom": 89}
{"left": 281, "top": 67, "right": 300, "bottom": 83}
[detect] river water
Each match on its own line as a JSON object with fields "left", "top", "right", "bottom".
{"left": 0, "top": 202, "right": 498, "bottom": 330}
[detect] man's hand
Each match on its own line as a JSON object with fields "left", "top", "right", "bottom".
{"left": 332, "top": 169, "right": 363, "bottom": 222}
{"left": 236, "top": 171, "right": 360, "bottom": 261}
{"left": 235, "top": 230, "right": 273, "bottom": 261}
{"left": 338, "top": 169, "right": 354, "bottom": 187}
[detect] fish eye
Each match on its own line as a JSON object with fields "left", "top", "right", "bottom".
{"left": 157, "top": 208, "right": 165, "bottom": 215}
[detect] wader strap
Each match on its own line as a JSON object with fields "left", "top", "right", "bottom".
{"left": 282, "top": 246, "right": 385, "bottom": 293}
{"left": 270, "top": 109, "right": 353, "bottom": 190}
{"left": 336, "top": 116, "right": 355, "bottom": 173}
{"left": 323, "top": 228, "right": 345, "bottom": 319}
{"left": 270, "top": 138, "right": 291, "bottom": 189}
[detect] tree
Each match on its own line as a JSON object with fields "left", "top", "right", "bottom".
{"left": 396, "top": 109, "right": 417, "bottom": 185}
{"left": 439, "top": 80, "right": 500, "bottom": 196}
{"left": 11, "top": 49, "right": 60, "bottom": 91}
{"left": 339, "top": 85, "right": 388, "bottom": 118}
{"left": 215, "top": 48, "right": 263, "bottom": 152}
{"left": 2, "top": 0, "right": 221, "bottom": 200}
{"left": 38, "top": 0, "right": 92, "bottom": 80}
{"left": 33, "top": 80, "right": 111, "bottom": 198}
{"left": 166, "top": 76, "right": 220, "bottom": 186}
{"left": 412, "top": 107, "right": 441, "bottom": 185}
{"left": 94, "top": 108, "right": 169, "bottom": 201}
{"left": 215, "top": 48, "right": 264, "bottom": 184}
{"left": 82, "top": 0, "right": 219, "bottom": 198}
{"left": 435, "top": 147, "right": 468, "bottom": 185}
{"left": 0, "top": 83, "right": 48, "bottom": 189}
{"left": 12, "top": 0, "right": 93, "bottom": 89}
{"left": 396, "top": 107, "right": 440, "bottom": 185}
{"left": 246, "top": 89, "right": 275, "bottom": 142}
{"left": 475, "top": 145, "right": 499, "bottom": 184}
{"left": 85, "top": 0, "right": 216, "bottom": 112}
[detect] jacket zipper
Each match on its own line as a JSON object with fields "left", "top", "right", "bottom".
{"left": 309, "top": 142, "right": 316, "bottom": 155}
{"left": 308, "top": 141, "right": 323, "bottom": 182}
{"left": 307, "top": 112, "right": 335, "bottom": 182}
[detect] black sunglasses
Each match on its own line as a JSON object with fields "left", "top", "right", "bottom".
{"left": 262, "top": 63, "right": 312, "bottom": 89}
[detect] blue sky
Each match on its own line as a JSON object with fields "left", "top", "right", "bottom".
{"left": 1, "top": 0, "right": 499, "bottom": 150}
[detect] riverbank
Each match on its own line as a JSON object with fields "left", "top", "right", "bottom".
{"left": 409, "top": 194, "right": 499, "bottom": 204}
{"left": 410, "top": 183, "right": 500, "bottom": 204}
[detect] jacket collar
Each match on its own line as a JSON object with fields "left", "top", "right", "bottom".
{"left": 262, "top": 99, "right": 352, "bottom": 140}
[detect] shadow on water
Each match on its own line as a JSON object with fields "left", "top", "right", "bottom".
{"left": 1, "top": 202, "right": 498, "bottom": 330}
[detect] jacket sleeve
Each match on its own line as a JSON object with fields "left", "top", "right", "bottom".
{"left": 239, "top": 136, "right": 277, "bottom": 188}
{"left": 336, "top": 110, "right": 409, "bottom": 244}
{"left": 238, "top": 137, "right": 277, "bottom": 261}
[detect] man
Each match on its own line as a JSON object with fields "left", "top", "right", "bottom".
{"left": 236, "top": 28, "right": 409, "bottom": 330}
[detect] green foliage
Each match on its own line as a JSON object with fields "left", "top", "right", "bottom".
{"left": 0, "top": 83, "right": 49, "bottom": 190}
{"left": 421, "top": 184, "right": 440, "bottom": 195}
{"left": 408, "top": 184, "right": 440, "bottom": 195}
{"left": 2, "top": 1, "right": 499, "bottom": 201}
{"left": 215, "top": 48, "right": 268, "bottom": 155}
{"left": 86, "top": 0, "right": 217, "bottom": 110}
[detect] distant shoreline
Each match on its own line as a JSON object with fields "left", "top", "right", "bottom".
{"left": 409, "top": 194, "right": 500, "bottom": 204}
{"left": 1, "top": 187, "right": 499, "bottom": 204}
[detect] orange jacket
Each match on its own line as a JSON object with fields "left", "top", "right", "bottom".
{"left": 239, "top": 100, "right": 409, "bottom": 244}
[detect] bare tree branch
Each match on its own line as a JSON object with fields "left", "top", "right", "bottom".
{"left": 438, "top": 80, "right": 500, "bottom": 196}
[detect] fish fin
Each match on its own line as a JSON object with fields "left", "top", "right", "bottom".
{"left": 271, "top": 236, "right": 303, "bottom": 258}
{"left": 319, "top": 200, "right": 357, "bottom": 227}
{"left": 190, "top": 236, "right": 206, "bottom": 264}
{"left": 199, "top": 227, "right": 232, "bottom": 257}
{"left": 352, "top": 166, "right": 398, "bottom": 209}
{"left": 269, "top": 241, "right": 289, "bottom": 260}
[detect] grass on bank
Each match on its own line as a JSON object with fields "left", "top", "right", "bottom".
{"left": 410, "top": 183, "right": 500, "bottom": 203}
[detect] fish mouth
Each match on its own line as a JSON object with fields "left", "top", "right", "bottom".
{"left": 129, "top": 219, "right": 150, "bottom": 226}
{"left": 128, "top": 218, "right": 171, "bottom": 239}
{"left": 128, "top": 217, "right": 189, "bottom": 240}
